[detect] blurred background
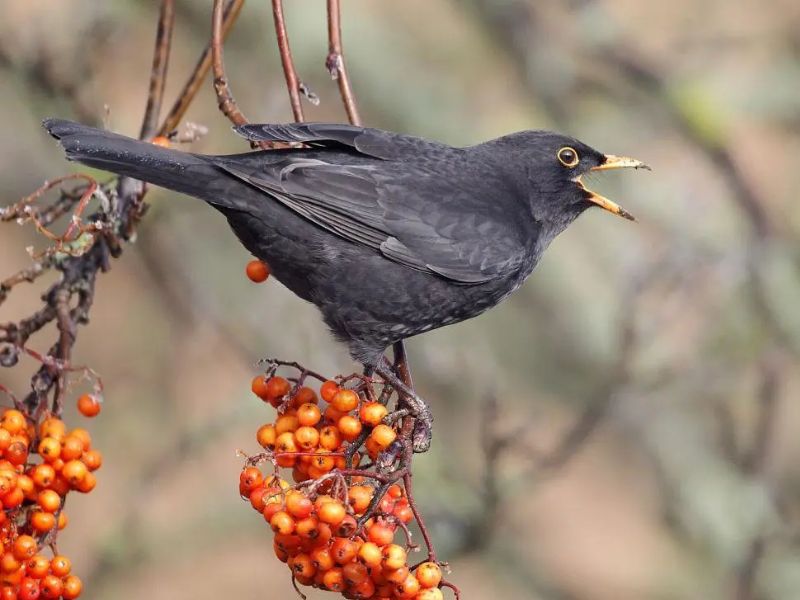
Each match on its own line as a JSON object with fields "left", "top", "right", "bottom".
{"left": 2, "top": 1, "right": 800, "bottom": 598}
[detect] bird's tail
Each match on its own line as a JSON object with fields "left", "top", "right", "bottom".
{"left": 43, "top": 118, "right": 226, "bottom": 202}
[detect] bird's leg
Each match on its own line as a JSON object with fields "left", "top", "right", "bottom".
{"left": 375, "top": 357, "right": 433, "bottom": 453}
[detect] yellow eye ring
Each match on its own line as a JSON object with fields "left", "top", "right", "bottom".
{"left": 557, "top": 147, "right": 579, "bottom": 168}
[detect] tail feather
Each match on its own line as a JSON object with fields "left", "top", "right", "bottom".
{"left": 43, "top": 118, "right": 230, "bottom": 204}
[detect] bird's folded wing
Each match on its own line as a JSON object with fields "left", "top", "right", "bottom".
{"left": 213, "top": 153, "right": 531, "bottom": 284}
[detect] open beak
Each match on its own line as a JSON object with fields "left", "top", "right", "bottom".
{"left": 576, "top": 154, "right": 650, "bottom": 222}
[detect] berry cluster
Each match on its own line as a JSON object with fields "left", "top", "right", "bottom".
{"left": 241, "top": 375, "right": 447, "bottom": 600}
{"left": 0, "top": 396, "right": 102, "bottom": 599}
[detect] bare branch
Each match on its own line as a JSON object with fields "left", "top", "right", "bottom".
{"left": 326, "top": 0, "right": 362, "bottom": 126}
{"left": 139, "top": 0, "right": 176, "bottom": 139}
{"left": 272, "top": 0, "right": 305, "bottom": 122}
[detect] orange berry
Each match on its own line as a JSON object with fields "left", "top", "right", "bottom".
{"left": 289, "top": 553, "right": 316, "bottom": 580}
{"left": 370, "top": 424, "right": 397, "bottom": 449}
{"left": 318, "top": 425, "right": 342, "bottom": 451}
{"left": 57, "top": 511, "right": 68, "bottom": 530}
{"left": 256, "top": 423, "right": 277, "bottom": 449}
{"left": 62, "top": 460, "right": 88, "bottom": 486}
{"left": 310, "top": 450, "right": 334, "bottom": 474}
{"left": 337, "top": 415, "right": 362, "bottom": 442}
{"left": 317, "top": 501, "right": 346, "bottom": 526}
{"left": 295, "top": 515, "right": 321, "bottom": 539}
{"left": 322, "top": 567, "right": 345, "bottom": 592}
{"left": 25, "top": 555, "right": 49, "bottom": 578}
{"left": 1, "top": 410, "right": 26, "bottom": 434}
{"left": 382, "top": 544, "right": 407, "bottom": 571}
{"left": 385, "top": 565, "right": 410, "bottom": 585}
{"left": 41, "top": 574, "right": 63, "bottom": 598}
{"left": 348, "top": 485, "right": 374, "bottom": 514}
{"left": 12, "top": 536, "right": 37, "bottom": 561}
{"left": 2, "top": 486, "right": 23, "bottom": 510}
{"left": 0, "top": 429, "right": 11, "bottom": 452}
{"left": 285, "top": 492, "right": 313, "bottom": 519}
{"left": 415, "top": 590, "right": 445, "bottom": 600}
{"left": 59, "top": 436, "right": 83, "bottom": 461}
{"left": 251, "top": 375, "right": 270, "bottom": 399}
{"left": 320, "top": 380, "right": 339, "bottom": 403}
{"left": 296, "top": 403, "right": 322, "bottom": 427}
{"left": 367, "top": 521, "right": 395, "bottom": 546}
{"left": 30, "top": 511, "right": 56, "bottom": 533}
{"left": 331, "top": 389, "right": 358, "bottom": 412}
{"left": 62, "top": 575, "right": 82, "bottom": 599}
{"left": 357, "top": 541, "right": 382, "bottom": 567}
{"left": 38, "top": 419, "right": 66, "bottom": 442}
{"left": 31, "top": 464, "right": 55, "bottom": 488}
{"left": 335, "top": 513, "right": 358, "bottom": 538}
{"left": 49, "top": 555, "right": 70, "bottom": 577}
{"left": 0, "top": 553, "right": 20, "bottom": 574}
{"left": 239, "top": 467, "right": 264, "bottom": 493}
{"left": 310, "top": 547, "right": 334, "bottom": 571}
{"left": 81, "top": 449, "right": 102, "bottom": 471}
{"left": 6, "top": 441, "right": 27, "bottom": 466}
{"left": 359, "top": 402, "right": 388, "bottom": 426}
{"left": 75, "top": 471, "right": 97, "bottom": 493}
{"left": 275, "top": 432, "right": 298, "bottom": 468}
{"left": 395, "top": 574, "right": 421, "bottom": 598}
{"left": 150, "top": 135, "right": 171, "bottom": 148}
{"left": 76, "top": 394, "right": 101, "bottom": 418}
{"left": 265, "top": 376, "right": 290, "bottom": 400}
{"left": 69, "top": 428, "right": 91, "bottom": 450}
{"left": 37, "top": 490, "right": 61, "bottom": 513}
{"left": 415, "top": 562, "right": 442, "bottom": 588}
{"left": 290, "top": 386, "right": 317, "bottom": 409}
{"left": 269, "top": 511, "right": 296, "bottom": 535}
{"left": 37, "top": 437, "right": 61, "bottom": 462}
{"left": 387, "top": 484, "right": 403, "bottom": 499}
{"left": 245, "top": 259, "right": 270, "bottom": 283}
{"left": 350, "top": 579, "right": 376, "bottom": 599}
{"left": 274, "top": 414, "right": 299, "bottom": 436}
{"left": 294, "top": 426, "right": 320, "bottom": 450}
{"left": 330, "top": 538, "right": 358, "bottom": 565}
{"left": 343, "top": 561, "right": 369, "bottom": 585}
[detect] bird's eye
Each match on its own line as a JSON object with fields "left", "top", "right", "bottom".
{"left": 557, "top": 147, "right": 579, "bottom": 168}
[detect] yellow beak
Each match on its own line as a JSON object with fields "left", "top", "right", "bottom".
{"left": 577, "top": 154, "right": 650, "bottom": 222}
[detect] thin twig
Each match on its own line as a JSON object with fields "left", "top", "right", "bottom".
{"left": 158, "top": 0, "right": 245, "bottom": 136}
{"left": 272, "top": 0, "right": 305, "bottom": 122}
{"left": 139, "top": 0, "right": 176, "bottom": 139}
{"left": 326, "top": 0, "right": 362, "bottom": 126}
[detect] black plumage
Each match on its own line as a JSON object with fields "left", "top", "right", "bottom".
{"left": 43, "top": 118, "right": 646, "bottom": 449}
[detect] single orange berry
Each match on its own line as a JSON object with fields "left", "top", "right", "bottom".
{"left": 31, "top": 464, "right": 55, "bottom": 488}
{"left": 330, "top": 538, "right": 358, "bottom": 565}
{"left": 295, "top": 515, "right": 321, "bottom": 539}
{"left": 61, "top": 460, "right": 88, "bottom": 486}
{"left": 357, "top": 541, "right": 383, "bottom": 567}
{"left": 317, "top": 501, "right": 346, "bottom": 526}
{"left": 337, "top": 415, "right": 362, "bottom": 442}
{"left": 385, "top": 565, "right": 410, "bottom": 585}
{"left": 12, "top": 535, "right": 37, "bottom": 561}
{"left": 265, "top": 376, "right": 290, "bottom": 401}
{"left": 382, "top": 544, "right": 407, "bottom": 571}
{"left": 76, "top": 394, "right": 101, "bottom": 418}
{"left": 310, "top": 546, "right": 334, "bottom": 571}
{"left": 39, "top": 418, "right": 66, "bottom": 442}
{"left": 275, "top": 414, "right": 299, "bottom": 436}
{"left": 256, "top": 423, "right": 277, "bottom": 450}
{"left": 415, "top": 589, "right": 445, "bottom": 600}
{"left": 1, "top": 410, "right": 26, "bottom": 434}
{"left": 269, "top": 511, "right": 296, "bottom": 535}
{"left": 0, "top": 553, "right": 20, "bottom": 574}
{"left": 251, "top": 375, "right": 270, "bottom": 399}
{"left": 49, "top": 555, "right": 71, "bottom": 577}
{"left": 57, "top": 511, "right": 68, "bottom": 530}
{"left": 370, "top": 424, "right": 397, "bottom": 449}
{"left": 0, "top": 429, "right": 11, "bottom": 452}
{"left": 290, "top": 386, "right": 317, "bottom": 408}
{"left": 30, "top": 511, "right": 56, "bottom": 533}
{"left": 60, "top": 436, "right": 84, "bottom": 461}
{"left": 415, "top": 562, "right": 443, "bottom": 589}
{"left": 245, "top": 259, "right": 270, "bottom": 283}
{"left": 320, "top": 380, "right": 339, "bottom": 403}
{"left": 343, "top": 561, "right": 369, "bottom": 585}
{"left": 322, "top": 567, "right": 345, "bottom": 592}
{"left": 37, "top": 490, "right": 61, "bottom": 513}
{"left": 37, "top": 437, "right": 61, "bottom": 462}
{"left": 359, "top": 402, "right": 388, "bottom": 426}
{"left": 318, "top": 426, "right": 342, "bottom": 451}
{"left": 75, "top": 471, "right": 97, "bottom": 493}
{"left": 61, "top": 575, "right": 82, "bottom": 600}
{"left": 367, "top": 521, "right": 395, "bottom": 546}
{"left": 348, "top": 485, "right": 374, "bottom": 514}
{"left": 395, "top": 574, "right": 421, "bottom": 598}
{"left": 81, "top": 449, "right": 103, "bottom": 471}
{"left": 350, "top": 579, "right": 377, "bottom": 599}
{"left": 25, "top": 555, "right": 50, "bottom": 578}
{"left": 150, "top": 135, "right": 171, "bottom": 148}
{"left": 296, "top": 403, "right": 322, "bottom": 427}
{"left": 331, "top": 389, "right": 359, "bottom": 412}
{"left": 69, "top": 428, "right": 92, "bottom": 450}
{"left": 289, "top": 553, "right": 316, "bottom": 580}
{"left": 41, "top": 574, "right": 63, "bottom": 599}
{"left": 285, "top": 492, "right": 313, "bottom": 519}
{"left": 5, "top": 441, "right": 27, "bottom": 466}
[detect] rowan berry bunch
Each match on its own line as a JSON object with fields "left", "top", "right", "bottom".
{"left": 0, "top": 396, "right": 102, "bottom": 600}
{"left": 240, "top": 362, "right": 456, "bottom": 600}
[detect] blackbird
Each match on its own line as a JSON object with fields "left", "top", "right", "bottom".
{"left": 43, "top": 119, "right": 647, "bottom": 450}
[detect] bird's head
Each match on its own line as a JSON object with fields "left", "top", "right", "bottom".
{"left": 488, "top": 131, "right": 649, "bottom": 228}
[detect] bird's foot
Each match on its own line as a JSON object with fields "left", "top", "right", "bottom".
{"left": 375, "top": 359, "right": 433, "bottom": 454}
